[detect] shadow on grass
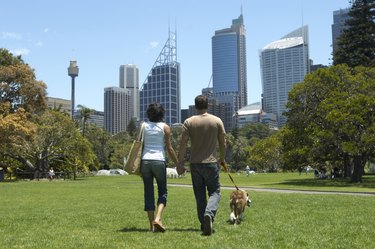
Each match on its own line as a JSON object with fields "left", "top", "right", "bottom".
{"left": 268, "top": 175, "right": 375, "bottom": 189}
{"left": 169, "top": 228, "right": 201, "bottom": 232}
{"left": 119, "top": 227, "right": 200, "bottom": 233}
{"left": 119, "top": 227, "right": 150, "bottom": 233}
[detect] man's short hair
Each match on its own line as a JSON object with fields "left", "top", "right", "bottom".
{"left": 195, "top": 95, "right": 208, "bottom": 110}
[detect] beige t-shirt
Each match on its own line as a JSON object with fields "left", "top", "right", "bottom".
{"left": 182, "top": 113, "right": 225, "bottom": 163}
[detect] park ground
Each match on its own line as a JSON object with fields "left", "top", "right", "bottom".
{"left": 1, "top": 173, "right": 374, "bottom": 249}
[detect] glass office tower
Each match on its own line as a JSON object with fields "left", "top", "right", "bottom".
{"left": 332, "top": 8, "right": 350, "bottom": 54}
{"left": 140, "top": 30, "right": 180, "bottom": 125}
{"left": 212, "top": 14, "right": 247, "bottom": 131}
{"left": 260, "top": 25, "right": 310, "bottom": 128}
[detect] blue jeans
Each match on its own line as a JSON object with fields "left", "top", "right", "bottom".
{"left": 140, "top": 160, "right": 167, "bottom": 211}
{"left": 190, "top": 163, "right": 221, "bottom": 226}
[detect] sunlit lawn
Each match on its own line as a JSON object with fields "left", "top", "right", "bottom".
{"left": 168, "top": 171, "right": 375, "bottom": 193}
{"left": 0, "top": 175, "right": 374, "bottom": 249}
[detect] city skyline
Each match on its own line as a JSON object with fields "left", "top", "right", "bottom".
{"left": 1, "top": 0, "right": 350, "bottom": 112}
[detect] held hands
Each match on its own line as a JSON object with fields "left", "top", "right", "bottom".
{"left": 177, "top": 162, "right": 186, "bottom": 175}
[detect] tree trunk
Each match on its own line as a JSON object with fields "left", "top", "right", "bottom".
{"left": 350, "top": 156, "right": 366, "bottom": 183}
{"left": 343, "top": 154, "right": 351, "bottom": 178}
{"left": 11, "top": 155, "right": 35, "bottom": 171}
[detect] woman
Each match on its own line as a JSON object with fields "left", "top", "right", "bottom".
{"left": 140, "top": 102, "right": 179, "bottom": 232}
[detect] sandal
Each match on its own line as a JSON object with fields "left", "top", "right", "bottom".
{"left": 152, "top": 220, "right": 166, "bottom": 232}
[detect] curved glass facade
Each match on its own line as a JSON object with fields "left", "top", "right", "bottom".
{"left": 260, "top": 26, "right": 310, "bottom": 127}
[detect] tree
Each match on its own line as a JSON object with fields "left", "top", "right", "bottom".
{"left": 0, "top": 107, "right": 36, "bottom": 171}
{"left": 249, "top": 133, "right": 283, "bottom": 172}
{"left": 231, "top": 136, "right": 249, "bottom": 171}
{"left": 2, "top": 110, "right": 97, "bottom": 178}
{"left": 127, "top": 118, "right": 137, "bottom": 137}
{"left": 333, "top": 0, "right": 375, "bottom": 67}
{"left": 284, "top": 65, "right": 375, "bottom": 182}
{"left": 238, "top": 123, "right": 274, "bottom": 146}
{"left": 225, "top": 133, "right": 249, "bottom": 171}
{"left": 76, "top": 104, "right": 94, "bottom": 137}
{"left": 85, "top": 124, "right": 111, "bottom": 169}
{"left": 0, "top": 48, "right": 47, "bottom": 114}
{"left": 106, "top": 131, "right": 133, "bottom": 168}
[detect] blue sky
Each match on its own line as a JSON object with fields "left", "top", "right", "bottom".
{"left": 1, "top": 0, "right": 350, "bottom": 111}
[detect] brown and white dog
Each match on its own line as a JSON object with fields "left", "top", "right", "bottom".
{"left": 229, "top": 189, "right": 251, "bottom": 225}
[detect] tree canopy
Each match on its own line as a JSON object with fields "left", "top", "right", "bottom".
{"left": 333, "top": 0, "right": 375, "bottom": 67}
{"left": 0, "top": 49, "right": 47, "bottom": 114}
{"left": 284, "top": 64, "right": 375, "bottom": 182}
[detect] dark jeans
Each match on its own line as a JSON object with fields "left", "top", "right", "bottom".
{"left": 190, "top": 163, "right": 221, "bottom": 226}
{"left": 141, "top": 160, "right": 167, "bottom": 211}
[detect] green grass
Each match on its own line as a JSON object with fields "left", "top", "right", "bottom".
{"left": 169, "top": 172, "right": 375, "bottom": 193}
{"left": 1, "top": 175, "right": 374, "bottom": 249}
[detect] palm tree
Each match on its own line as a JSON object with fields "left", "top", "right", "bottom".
{"left": 77, "top": 105, "right": 94, "bottom": 137}
{"left": 225, "top": 134, "right": 247, "bottom": 171}
{"left": 231, "top": 136, "right": 248, "bottom": 171}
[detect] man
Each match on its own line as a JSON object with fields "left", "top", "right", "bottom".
{"left": 245, "top": 165, "right": 250, "bottom": 177}
{"left": 177, "top": 95, "right": 226, "bottom": 236}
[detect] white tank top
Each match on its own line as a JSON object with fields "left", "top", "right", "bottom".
{"left": 141, "top": 122, "right": 166, "bottom": 161}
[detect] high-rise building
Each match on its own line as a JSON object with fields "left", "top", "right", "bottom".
{"left": 104, "top": 87, "right": 131, "bottom": 134}
{"left": 119, "top": 64, "right": 139, "bottom": 120}
{"left": 260, "top": 25, "right": 310, "bottom": 127}
{"left": 46, "top": 97, "right": 71, "bottom": 114}
{"left": 212, "top": 14, "right": 247, "bottom": 131}
{"left": 332, "top": 8, "right": 350, "bottom": 54}
{"left": 140, "top": 30, "right": 180, "bottom": 125}
{"left": 186, "top": 88, "right": 227, "bottom": 125}
{"left": 87, "top": 111, "right": 104, "bottom": 129}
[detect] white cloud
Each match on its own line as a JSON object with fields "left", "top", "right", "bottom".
{"left": 35, "top": 41, "right": 43, "bottom": 47}
{"left": 43, "top": 28, "right": 49, "bottom": 33}
{"left": 2, "top": 32, "right": 22, "bottom": 39}
{"left": 11, "top": 48, "right": 30, "bottom": 56}
{"left": 149, "top": 41, "right": 159, "bottom": 49}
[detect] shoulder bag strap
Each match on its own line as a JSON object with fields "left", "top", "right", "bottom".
{"left": 137, "top": 122, "right": 145, "bottom": 142}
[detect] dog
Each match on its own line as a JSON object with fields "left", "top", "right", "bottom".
{"left": 229, "top": 189, "right": 251, "bottom": 225}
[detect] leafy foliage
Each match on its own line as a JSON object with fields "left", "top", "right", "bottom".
{"left": 283, "top": 65, "right": 375, "bottom": 182}
{"left": 0, "top": 49, "right": 98, "bottom": 177}
{"left": 238, "top": 123, "right": 274, "bottom": 145}
{"left": 76, "top": 104, "right": 94, "bottom": 137}
{"left": 106, "top": 131, "right": 133, "bottom": 168}
{"left": 0, "top": 108, "right": 36, "bottom": 164}
{"left": 333, "top": 0, "right": 375, "bottom": 67}
{"left": 249, "top": 133, "right": 283, "bottom": 172}
{"left": 0, "top": 49, "right": 47, "bottom": 114}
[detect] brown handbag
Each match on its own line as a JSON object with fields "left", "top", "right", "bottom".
{"left": 124, "top": 123, "right": 145, "bottom": 176}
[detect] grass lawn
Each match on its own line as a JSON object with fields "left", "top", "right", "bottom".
{"left": 1, "top": 175, "right": 374, "bottom": 249}
{"left": 169, "top": 171, "right": 375, "bottom": 193}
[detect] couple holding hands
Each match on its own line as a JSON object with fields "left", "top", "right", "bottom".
{"left": 140, "top": 95, "right": 226, "bottom": 236}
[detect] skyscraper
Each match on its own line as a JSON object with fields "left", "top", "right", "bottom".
{"left": 332, "top": 8, "right": 350, "bottom": 54}
{"left": 140, "top": 30, "right": 180, "bottom": 125}
{"left": 260, "top": 25, "right": 310, "bottom": 127}
{"left": 212, "top": 14, "right": 247, "bottom": 131}
{"left": 104, "top": 87, "right": 131, "bottom": 134}
{"left": 119, "top": 64, "right": 139, "bottom": 120}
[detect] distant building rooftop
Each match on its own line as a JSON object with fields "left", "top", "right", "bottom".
{"left": 236, "top": 102, "right": 262, "bottom": 116}
{"left": 263, "top": 37, "right": 304, "bottom": 50}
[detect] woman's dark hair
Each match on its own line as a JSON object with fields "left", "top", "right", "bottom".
{"left": 147, "top": 102, "right": 165, "bottom": 122}
{"left": 195, "top": 95, "right": 208, "bottom": 110}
